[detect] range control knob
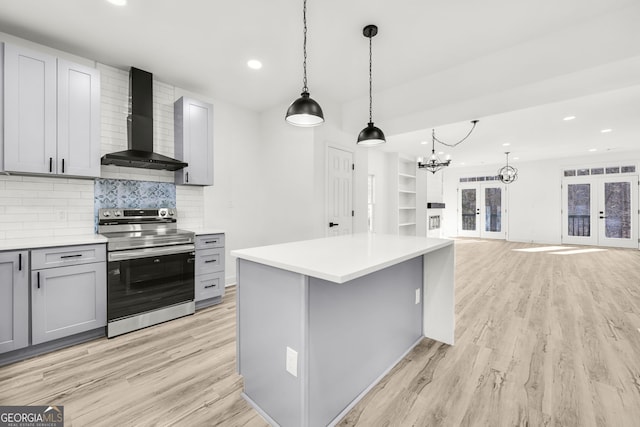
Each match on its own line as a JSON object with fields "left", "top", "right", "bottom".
{"left": 159, "top": 208, "right": 167, "bottom": 217}
{"left": 114, "top": 210, "right": 122, "bottom": 217}
{"left": 168, "top": 209, "right": 175, "bottom": 216}
{"left": 102, "top": 210, "right": 111, "bottom": 217}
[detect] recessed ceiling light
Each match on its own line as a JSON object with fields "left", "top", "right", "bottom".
{"left": 247, "top": 59, "right": 262, "bottom": 70}
{"left": 513, "top": 157, "right": 520, "bottom": 160}
{"left": 502, "top": 143, "right": 510, "bottom": 146}
{"left": 438, "top": 151, "right": 444, "bottom": 155}
{"left": 420, "top": 141, "right": 428, "bottom": 145}
{"left": 600, "top": 128, "right": 612, "bottom": 133}
{"left": 563, "top": 116, "right": 576, "bottom": 121}
{"left": 588, "top": 148, "right": 597, "bottom": 152}
{"left": 460, "top": 162, "right": 466, "bottom": 166}
{"left": 106, "top": 0, "right": 127, "bottom": 6}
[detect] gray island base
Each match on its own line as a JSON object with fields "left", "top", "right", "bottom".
{"left": 232, "top": 234, "right": 455, "bottom": 427}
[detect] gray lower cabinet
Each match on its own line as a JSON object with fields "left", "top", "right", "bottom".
{"left": 31, "top": 245, "right": 107, "bottom": 345}
{"left": 195, "top": 234, "right": 225, "bottom": 307}
{"left": 0, "top": 251, "right": 29, "bottom": 354}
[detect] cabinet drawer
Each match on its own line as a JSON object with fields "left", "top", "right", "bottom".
{"left": 195, "top": 272, "right": 224, "bottom": 301}
{"left": 196, "top": 248, "right": 224, "bottom": 274}
{"left": 31, "top": 244, "right": 106, "bottom": 270}
{"left": 195, "top": 234, "right": 225, "bottom": 250}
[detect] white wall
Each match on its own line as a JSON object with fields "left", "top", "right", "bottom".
{"left": 367, "top": 150, "right": 391, "bottom": 234}
{"left": 442, "top": 150, "right": 640, "bottom": 244}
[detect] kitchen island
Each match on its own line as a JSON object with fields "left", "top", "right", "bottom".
{"left": 231, "top": 233, "right": 454, "bottom": 427}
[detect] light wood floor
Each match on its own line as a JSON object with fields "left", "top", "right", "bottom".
{"left": 1, "top": 240, "right": 640, "bottom": 426}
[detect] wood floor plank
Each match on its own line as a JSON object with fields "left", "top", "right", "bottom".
{"left": 2, "top": 240, "right": 640, "bottom": 426}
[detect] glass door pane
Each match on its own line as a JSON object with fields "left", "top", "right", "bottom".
{"left": 567, "top": 183, "right": 591, "bottom": 237}
{"left": 604, "top": 181, "right": 631, "bottom": 238}
{"left": 484, "top": 187, "right": 502, "bottom": 232}
{"left": 458, "top": 187, "right": 479, "bottom": 237}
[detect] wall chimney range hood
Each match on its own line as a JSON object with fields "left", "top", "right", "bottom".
{"left": 101, "top": 67, "right": 188, "bottom": 171}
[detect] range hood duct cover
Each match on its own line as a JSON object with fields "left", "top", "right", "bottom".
{"left": 101, "top": 67, "right": 188, "bottom": 171}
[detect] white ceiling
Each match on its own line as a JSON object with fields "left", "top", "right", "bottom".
{"left": 1, "top": 0, "right": 639, "bottom": 163}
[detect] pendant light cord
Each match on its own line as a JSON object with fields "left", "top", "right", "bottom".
{"left": 368, "top": 35, "right": 373, "bottom": 123}
{"left": 433, "top": 119, "right": 479, "bottom": 148}
{"left": 302, "top": 0, "right": 308, "bottom": 92}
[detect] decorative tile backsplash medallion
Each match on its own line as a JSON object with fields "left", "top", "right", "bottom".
{"left": 94, "top": 178, "right": 176, "bottom": 230}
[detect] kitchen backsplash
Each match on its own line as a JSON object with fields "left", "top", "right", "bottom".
{"left": 94, "top": 179, "right": 176, "bottom": 208}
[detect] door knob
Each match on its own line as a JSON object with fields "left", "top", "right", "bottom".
{"left": 329, "top": 222, "right": 339, "bottom": 227}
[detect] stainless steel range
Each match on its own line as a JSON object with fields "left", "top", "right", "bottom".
{"left": 98, "top": 208, "right": 195, "bottom": 338}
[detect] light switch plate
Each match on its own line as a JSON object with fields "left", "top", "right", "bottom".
{"left": 286, "top": 346, "right": 298, "bottom": 377}
{"left": 415, "top": 288, "right": 421, "bottom": 304}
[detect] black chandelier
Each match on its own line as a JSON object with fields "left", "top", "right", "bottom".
{"left": 498, "top": 152, "right": 518, "bottom": 183}
{"left": 357, "top": 24, "right": 385, "bottom": 146}
{"left": 285, "top": 0, "right": 324, "bottom": 127}
{"left": 418, "top": 130, "right": 451, "bottom": 173}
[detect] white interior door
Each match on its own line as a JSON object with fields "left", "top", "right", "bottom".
{"left": 458, "top": 182, "right": 506, "bottom": 239}
{"left": 327, "top": 147, "right": 353, "bottom": 236}
{"left": 562, "top": 175, "right": 638, "bottom": 248}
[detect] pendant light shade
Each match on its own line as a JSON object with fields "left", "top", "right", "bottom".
{"left": 357, "top": 122, "right": 386, "bottom": 146}
{"left": 285, "top": 0, "right": 324, "bottom": 127}
{"left": 357, "top": 24, "right": 385, "bottom": 146}
{"left": 285, "top": 91, "right": 324, "bottom": 127}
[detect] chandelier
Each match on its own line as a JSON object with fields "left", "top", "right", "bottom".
{"left": 498, "top": 152, "right": 518, "bottom": 183}
{"left": 417, "top": 130, "right": 451, "bottom": 173}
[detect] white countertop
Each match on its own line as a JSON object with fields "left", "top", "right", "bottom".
{"left": 0, "top": 234, "right": 108, "bottom": 252}
{"left": 231, "top": 233, "right": 453, "bottom": 283}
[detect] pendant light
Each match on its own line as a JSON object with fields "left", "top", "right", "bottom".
{"left": 357, "top": 25, "right": 385, "bottom": 146}
{"left": 498, "top": 152, "right": 518, "bottom": 183}
{"left": 418, "top": 130, "right": 451, "bottom": 173}
{"left": 285, "top": 0, "right": 324, "bottom": 127}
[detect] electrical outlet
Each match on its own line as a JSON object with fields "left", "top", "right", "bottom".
{"left": 286, "top": 346, "right": 298, "bottom": 377}
{"left": 415, "top": 288, "right": 421, "bottom": 304}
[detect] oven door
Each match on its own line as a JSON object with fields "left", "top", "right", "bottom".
{"left": 107, "top": 245, "right": 195, "bottom": 322}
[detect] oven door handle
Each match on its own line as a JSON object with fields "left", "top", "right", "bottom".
{"left": 108, "top": 244, "right": 196, "bottom": 262}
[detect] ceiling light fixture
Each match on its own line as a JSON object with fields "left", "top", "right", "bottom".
{"left": 502, "top": 142, "right": 511, "bottom": 146}
{"left": 418, "top": 130, "right": 451, "bottom": 173}
{"left": 588, "top": 148, "right": 597, "bottom": 152}
{"left": 601, "top": 128, "right": 612, "bottom": 133}
{"left": 563, "top": 116, "right": 576, "bottom": 121}
{"left": 106, "top": 0, "right": 127, "bottom": 5}
{"left": 498, "top": 152, "right": 518, "bottom": 184}
{"left": 247, "top": 60, "right": 262, "bottom": 70}
{"left": 285, "top": 0, "right": 324, "bottom": 127}
{"left": 357, "top": 25, "right": 385, "bottom": 146}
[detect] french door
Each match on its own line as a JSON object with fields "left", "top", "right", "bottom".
{"left": 562, "top": 176, "right": 638, "bottom": 248}
{"left": 458, "top": 183, "right": 506, "bottom": 239}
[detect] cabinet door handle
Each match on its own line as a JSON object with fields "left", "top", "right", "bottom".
{"left": 329, "top": 222, "right": 339, "bottom": 227}
{"left": 204, "top": 284, "right": 217, "bottom": 289}
{"left": 49, "top": 157, "right": 53, "bottom": 173}
{"left": 62, "top": 158, "right": 65, "bottom": 173}
{"left": 18, "top": 253, "right": 22, "bottom": 271}
{"left": 186, "top": 171, "right": 189, "bottom": 183}
{"left": 60, "top": 254, "right": 83, "bottom": 259}
{"left": 204, "top": 240, "right": 218, "bottom": 244}
{"left": 205, "top": 259, "right": 218, "bottom": 263}
{"left": 37, "top": 271, "right": 41, "bottom": 289}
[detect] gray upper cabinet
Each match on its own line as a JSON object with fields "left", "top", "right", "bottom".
{"left": 31, "top": 245, "right": 106, "bottom": 345}
{"left": 2, "top": 43, "right": 101, "bottom": 178}
{"left": 0, "top": 251, "right": 29, "bottom": 355}
{"left": 174, "top": 96, "right": 213, "bottom": 186}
